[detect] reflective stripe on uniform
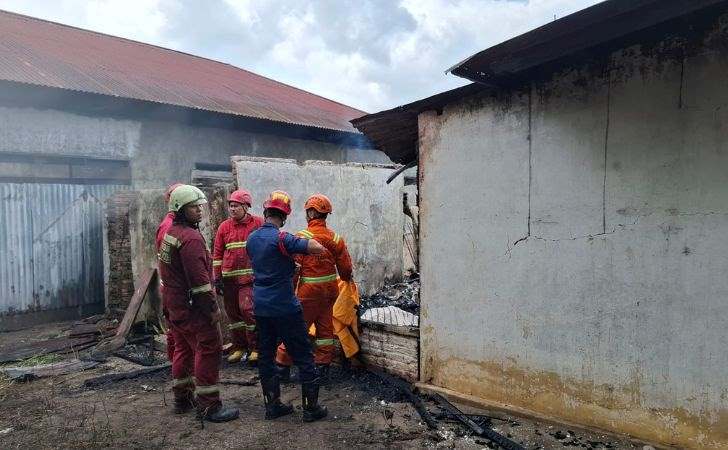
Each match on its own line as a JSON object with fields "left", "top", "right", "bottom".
{"left": 173, "top": 376, "right": 194, "bottom": 387}
{"left": 315, "top": 338, "right": 337, "bottom": 347}
{"left": 195, "top": 384, "right": 219, "bottom": 395}
{"left": 297, "top": 230, "right": 314, "bottom": 239}
{"left": 212, "top": 260, "right": 222, "bottom": 267}
{"left": 190, "top": 283, "right": 212, "bottom": 294}
{"left": 228, "top": 321, "right": 246, "bottom": 330}
{"left": 163, "top": 234, "right": 181, "bottom": 248}
{"left": 221, "top": 268, "right": 253, "bottom": 278}
{"left": 228, "top": 321, "right": 256, "bottom": 331}
{"left": 333, "top": 233, "right": 341, "bottom": 244}
{"left": 300, "top": 274, "right": 337, "bottom": 283}
{"left": 224, "top": 241, "right": 247, "bottom": 250}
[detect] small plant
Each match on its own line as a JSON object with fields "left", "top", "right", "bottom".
{"left": 4, "top": 353, "right": 64, "bottom": 368}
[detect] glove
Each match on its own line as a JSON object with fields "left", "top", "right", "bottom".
{"left": 214, "top": 278, "right": 224, "bottom": 295}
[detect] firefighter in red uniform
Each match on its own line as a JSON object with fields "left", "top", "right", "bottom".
{"left": 156, "top": 183, "right": 183, "bottom": 363}
{"left": 212, "top": 189, "right": 263, "bottom": 364}
{"left": 276, "top": 194, "right": 353, "bottom": 379}
{"left": 158, "top": 184, "right": 238, "bottom": 423}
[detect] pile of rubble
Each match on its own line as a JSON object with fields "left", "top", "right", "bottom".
{"left": 359, "top": 274, "right": 420, "bottom": 316}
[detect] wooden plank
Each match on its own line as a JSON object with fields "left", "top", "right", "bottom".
{"left": 69, "top": 323, "right": 102, "bottom": 337}
{"left": 83, "top": 363, "right": 171, "bottom": 388}
{"left": 114, "top": 267, "right": 155, "bottom": 339}
{"left": 0, "top": 359, "right": 100, "bottom": 381}
{"left": 92, "top": 268, "right": 155, "bottom": 356}
{"left": 0, "top": 336, "right": 99, "bottom": 364}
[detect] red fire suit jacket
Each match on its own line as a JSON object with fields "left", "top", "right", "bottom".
{"left": 212, "top": 214, "right": 263, "bottom": 285}
{"left": 158, "top": 222, "right": 216, "bottom": 322}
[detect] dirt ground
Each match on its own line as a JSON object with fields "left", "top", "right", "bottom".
{"left": 0, "top": 322, "right": 653, "bottom": 449}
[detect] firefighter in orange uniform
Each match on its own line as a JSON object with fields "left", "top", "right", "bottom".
{"left": 276, "top": 194, "right": 353, "bottom": 378}
{"left": 212, "top": 189, "right": 263, "bottom": 364}
{"left": 158, "top": 184, "right": 238, "bottom": 423}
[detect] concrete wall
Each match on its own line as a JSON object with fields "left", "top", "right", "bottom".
{"left": 233, "top": 157, "right": 404, "bottom": 295}
{"left": 418, "top": 18, "right": 728, "bottom": 449}
{"left": 0, "top": 106, "right": 391, "bottom": 189}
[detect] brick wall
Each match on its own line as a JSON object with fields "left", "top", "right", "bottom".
{"left": 105, "top": 191, "right": 138, "bottom": 312}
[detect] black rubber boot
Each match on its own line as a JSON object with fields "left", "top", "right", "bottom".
{"left": 276, "top": 364, "right": 292, "bottom": 383}
{"left": 261, "top": 376, "right": 294, "bottom": 420}
{"left": 301, "top": 381, "right": 328, "bottom": 423}
{"left": 316, "top": 364, "right": 330, "bottom": 384}
{"left": 173, "top": 394, "right": 195, "bottom": 414}
{"left": 198, "top": 405, "right": 239, "bottom": 423}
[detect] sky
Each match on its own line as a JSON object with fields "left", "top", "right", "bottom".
{"left": 0, "top": 0, "right": 603, "bottom": 113}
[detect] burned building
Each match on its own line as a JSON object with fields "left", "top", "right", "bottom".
{"left": 0, "top": 10, "right": 387, "bottom": 328}
{"left": 354, "top": 1, "right": 728, "bottom": 448}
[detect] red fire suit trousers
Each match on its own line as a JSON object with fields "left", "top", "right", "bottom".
{"left": 167, "top": 304, "right": 222, "bottom": 412}
{"left": 222, "top": 282, "right": 257, "bottom": 351}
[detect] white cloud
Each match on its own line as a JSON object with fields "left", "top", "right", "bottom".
{"left": 0, "top": 0, "right": 603, "bottom": 112}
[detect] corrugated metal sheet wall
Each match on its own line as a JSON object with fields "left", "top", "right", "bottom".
{"left": 0, "top": 183, "right": 126, "bottom": 315}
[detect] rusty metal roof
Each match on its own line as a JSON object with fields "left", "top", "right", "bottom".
{"left": 449, "top": 0, "right": 728, "bottom": 85}
{"left": 351, "top": 84, "right": 487, "bottom": 163}
{"left": 0, "top": 10, "right": 365, "bottom": 132}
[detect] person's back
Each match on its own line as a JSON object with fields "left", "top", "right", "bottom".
{"left": 296, "top": 218, "right": 352, "bottom": 299}
{"left": 276, "top": 194, "right": 353, "bottom": 374}
{"left": 247, "top": 222, "right": 303, "bottom": 317}
{"left": 246, "top": 190, "right": 329, "bottom": 423}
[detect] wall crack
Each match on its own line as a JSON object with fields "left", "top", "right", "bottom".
{"left": 602, "top": 67, "right": 612, "bottom": 235}
{"left": 505, "top": 219, "right": 640, "bottom": 255}
{"left": 510, "top": 83, "right": 534, "bottom": 252}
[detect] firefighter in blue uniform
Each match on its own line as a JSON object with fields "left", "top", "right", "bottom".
{"left": 246, "top": 190, "right": 329, "bottom": 422}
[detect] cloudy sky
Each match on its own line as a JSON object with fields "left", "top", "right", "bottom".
{"left": 0, "top": 0, "right": 602, "bottom": 112}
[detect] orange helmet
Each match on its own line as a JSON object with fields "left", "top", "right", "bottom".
{"left": 228, "top": 189, "right": 252, "bottom": 206}
{"left": 263, "top": 190, "right": 292, "bottom": 215}
{"left": 164, "top": 183, "right": 184, "bottom": 202}
{"left": 304, "top": 194, "right": 332, "bottom": 214}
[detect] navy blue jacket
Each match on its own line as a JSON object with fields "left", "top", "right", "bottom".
{"left": 247, "top": 222, "right": 310, "bottom": 317}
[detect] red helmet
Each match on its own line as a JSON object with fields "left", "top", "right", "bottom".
{"left": 228, "top": 189, "right": 252, "bottom": 206}
{"left": 263, "top": 190, "right": 292, "bottom": 215}
{"left": 304, "top": 194, "right": 332, "bottom": 214}
{"left": 164, "top": 183, "right": 184, "bottom": 203}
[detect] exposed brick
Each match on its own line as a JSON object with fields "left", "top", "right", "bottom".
{"left": 105, "top": 191, "right": 138, "bottom": 311}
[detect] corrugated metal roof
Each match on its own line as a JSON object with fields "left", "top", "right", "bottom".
{"left": 0, "top": 10, "right": 366, "bottom": 132}
{"left": 355, "top": 0, "right": 728, "bottom": 162}
{"left": 351, "top": 84, "right": 487, "bottom": 163}
{"left": 449, "top": 0, "right": 728, "bottom": 84}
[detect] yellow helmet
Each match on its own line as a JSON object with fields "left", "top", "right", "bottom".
{"left": 168, "top": 184, "right": 207, "bottom": 212}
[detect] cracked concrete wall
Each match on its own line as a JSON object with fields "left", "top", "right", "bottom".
{"left": 418, "top": 17, "right": 728, "bottom": 449}
{"left": 233, "top": 157, "right": 404, "bottom": 295}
